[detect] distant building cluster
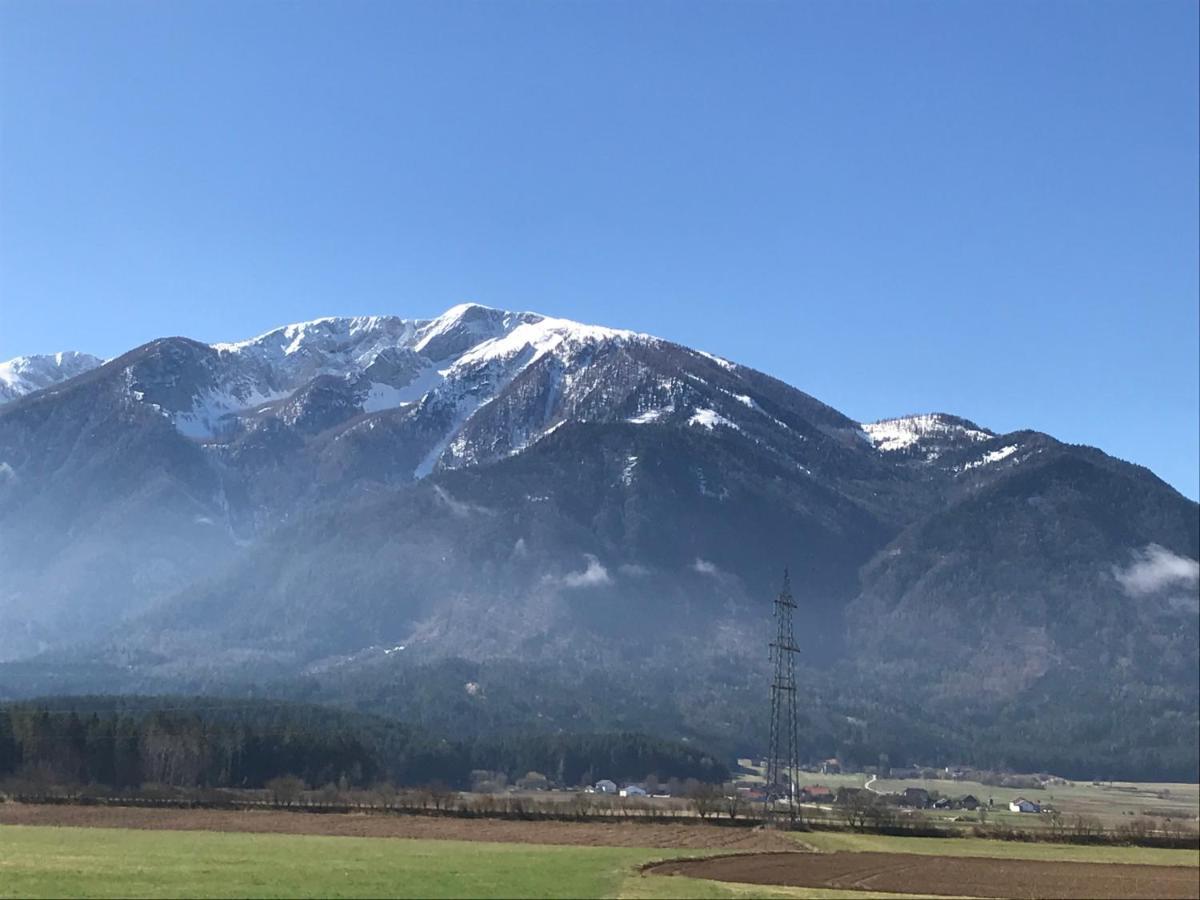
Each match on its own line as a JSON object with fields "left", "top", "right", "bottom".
{"left": 584, "top": 779, "right": 671, "bottom": 799}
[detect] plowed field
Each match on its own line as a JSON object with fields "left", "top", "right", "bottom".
{"left": 648, "top": 850, "right": 1200, "bottom": 899}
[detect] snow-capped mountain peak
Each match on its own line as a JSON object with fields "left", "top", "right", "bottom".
{"left": 0, "top": 351, "right": 104, "bottom": 404}
{"left": 84, "top": 305, "right": 662, "bottom": 464}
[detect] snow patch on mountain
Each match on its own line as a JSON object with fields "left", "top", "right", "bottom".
{"left": 961, "top": 444, "right": 1020, "bottom": 471}
{"left": 361, "top": 365, "right": 444, "bottom": 413}
{"left": 621, "top": 455, "right": 638, "bottom": 486}
{"left": 689, "top": 408, "right": 738, "bottom": 430}
{"left": 178, "top": 385, "right": 292, "bottom": 438}
{"left": 628, "top": 408, "right": 670, "bottom": 424}
{"left": 863, "top": 414, "right": 993, "bottom": 453}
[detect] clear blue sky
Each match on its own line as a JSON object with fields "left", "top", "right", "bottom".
{"left": 1, "top": 0, "right": 1197, "bottom": 499}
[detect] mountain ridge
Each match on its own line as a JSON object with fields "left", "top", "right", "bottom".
{"left": 0, "top": 304, "right": 1195, "bottom": 779}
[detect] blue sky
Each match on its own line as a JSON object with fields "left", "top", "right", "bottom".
{"left": 1, "top": 0, "right": 1197, "bottom": 498}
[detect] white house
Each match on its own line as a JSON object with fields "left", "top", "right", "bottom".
{"left": 1009, "top": 797, "right": 1041, "bottom": 813}
{"left": 619, "top": 785, "right": 648, "bottom": 798}
{"left": 593, "top": 779, "right": 618, "bottom": 794}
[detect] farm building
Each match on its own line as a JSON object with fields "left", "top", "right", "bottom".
{"left": 619, "top": 785, "right": 648, "bottom": 798}
{"left": 959, "top": 795, "right": 980, "bottom": 810}
{"left": 1009, "top": 797, "right": 1041, "bottom": 813}
{"left": 593, "top": 779, "right": 617, "bottom": 794}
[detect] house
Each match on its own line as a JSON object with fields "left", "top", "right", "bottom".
{"left": 619, "top": 785, "right": 648, "bottom": 798}
{"left": 800, "top": 785, "right": 835, "bottom": 803}
{"left": 958, "top": 795, "right": 979, "bottom": 810}
{"left": 901, "top": 787, "right": 931, "bottom": 808}
{"left": 594, "top": 779, "right": 617, "bottom": 794}
{"left": 1009, "top": 797, "right": 1041, "bottom": 813}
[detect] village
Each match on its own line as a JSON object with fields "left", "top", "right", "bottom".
{"left": 561, "top": 757, "right": 1080, "bottom": 825}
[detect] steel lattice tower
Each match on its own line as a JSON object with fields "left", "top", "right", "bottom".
{"left": 766, "top": 569, "right": 801, "bottom": 824}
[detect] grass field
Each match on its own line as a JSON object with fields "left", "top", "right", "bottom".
{"left": 0, "top": 825, "right": 687, "bottom": 899}
{"left": 1, "top": 821, "right": 1196, "bottom": 899}
{"left": 0, "top": 824, "right": 956, "bottom": 900}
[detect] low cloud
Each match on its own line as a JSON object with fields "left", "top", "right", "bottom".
{"left": 0, "top": 462, "right": 15, "bottom": 484}
{"left": 692, "top": 558, "right": 720, "bottom": 577}
{"left": 433, "top": 485, "right": 493, "bottom": 519}
{"left": 560, "top": 555, "right": 612, "bottom": 589}
{"left": 1114, "top": 544, "right": 1200, "bottom": 597}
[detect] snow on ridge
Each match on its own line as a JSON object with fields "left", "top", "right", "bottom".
{"left": 960, "top": 444, "right": 1020, "bottom": 471}
{"left": 212, "top": 314, "right": 411, "bottom": 355}
{"left": 862, "top": 413, "right": 993, "bottom": 452}
{"left": 451, "top": 313, "right": 651, "bottom": 371}
{"left": 695, "top": 349, "right": 736, "bottom": 371}
{"left": 412, "top": 303, "right": 523, "bottom": 356}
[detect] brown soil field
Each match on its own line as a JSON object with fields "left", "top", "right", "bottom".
{"left": 649, "top": 851, "right": 1200, "bottom": 899}
{"left": 0, "top": 802, "right": 798, "bottom": 851}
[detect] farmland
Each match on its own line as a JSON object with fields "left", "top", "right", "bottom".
{"left": 0, "top": 824, "right": 685, "bottom": 899}
{"left": 1, "top": 803, "right": 1198, "bottom": 899}
{"left": 734, "top": 761, "right": 1200, "bottom": 832}
{"left": 649, "top": 850, "right": 1200, "bottom": 899}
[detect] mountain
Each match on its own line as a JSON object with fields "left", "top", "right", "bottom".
{"left": 0, "top": 304, "right": 1196, "bottom": 779}
{"left": 0, "top": 351, "right": 103, "bottom": 404}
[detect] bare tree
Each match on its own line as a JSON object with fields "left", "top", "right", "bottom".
{"left": 688, "top": 783, "right": 723, "bottom": 820}
{"left": 723, "top": 785, "right": 747, "bottom": 821}
{"left": 265, "top": 775, "right": 306, "bottom": 807}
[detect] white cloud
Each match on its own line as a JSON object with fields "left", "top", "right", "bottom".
{"left": 1114, "top": 544, "right": 1200, "bottom": 597}
{"left": 0, "top": 462, "right": 15, "bottom": 484}
{"left": 561, "top": 555, "right": 612, "bottom": 588}
{"left": 433, "top": 485, "right": 493, "bottom": 518}
{"left": 692, "top": 558, "right": 720, "bottom": 577}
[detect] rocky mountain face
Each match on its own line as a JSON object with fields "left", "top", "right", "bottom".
{"left": 0, "top": 351, "right": 103, "bottom": 404}
{"left": 0, "top": 304, "right": 1196, "bottom": 779}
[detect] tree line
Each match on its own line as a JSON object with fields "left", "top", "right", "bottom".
{"left": 0, "top": 696, "right": 728, "bottom": 792}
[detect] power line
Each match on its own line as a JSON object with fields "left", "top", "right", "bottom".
{"left": 765, "top": 569, "right": 801, "bottom": 826}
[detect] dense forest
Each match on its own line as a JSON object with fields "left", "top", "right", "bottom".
{"left": 269, "top": 654, "right": 1199, "bottom": 784}
{"left": 0, "top": 696, "right": 728, "bottom": 792}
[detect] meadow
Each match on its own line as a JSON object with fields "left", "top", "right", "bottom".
{"left": 1, "top": 818, "right": 1197, "bottom": 900}
{"left": 0, "top": 825, "right": 678, "bottom": 900}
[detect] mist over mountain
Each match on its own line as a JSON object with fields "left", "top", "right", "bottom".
{"left": 0, "top": 304, "right": 1196, "bottom": 779}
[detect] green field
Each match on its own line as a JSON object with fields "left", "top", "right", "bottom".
{"left": 0, "top": 824, "right": 951, "bottom": 900}
{"left": 1, "top": 823, "right": 1196, "bottom": 899}
{"left": 0, "top": 825, "right": 663, "bottom": 900}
